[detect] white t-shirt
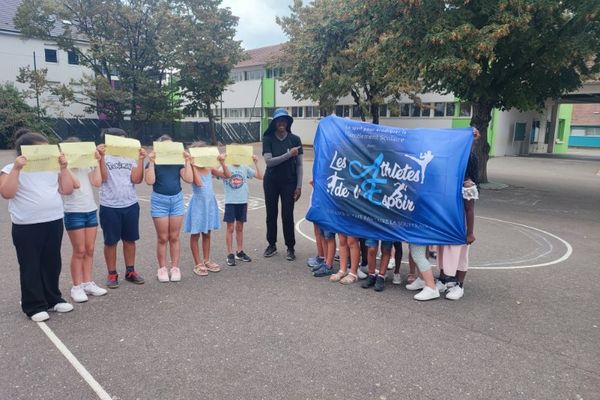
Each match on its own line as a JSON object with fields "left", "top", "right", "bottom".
{"left": 99, "top": 156, "right": 138, "bottom": 208}
{"left": 62, "top": 168, "right": 98, "bottom": 213}
{"left": 1, "top": 163, "right": 64, "bottom": 224}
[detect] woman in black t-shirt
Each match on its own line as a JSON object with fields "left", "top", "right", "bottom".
{"left": 262, "top": 108, "right": 304, "bottom": 261}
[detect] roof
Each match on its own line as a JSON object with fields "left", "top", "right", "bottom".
{"left": 0, "top": 0, "right": 22, "bottom": 33}
{"left": 236, "top": 43, "right": 285, "bottom": 69}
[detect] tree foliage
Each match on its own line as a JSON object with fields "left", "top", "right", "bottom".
{"left": 0, "top": 83, "right": 49, "bottom": 148}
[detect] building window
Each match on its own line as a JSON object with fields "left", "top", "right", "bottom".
{"left": 571, "top": 125, "right": 600, "bottom": 137}
{"left": 388, "top": 101, "right": 400, "bottom": 117}
{"left": 379, "top": 104, "right": 388, "bottom": 118}
{"left": 291, "top": 106, "right": 303, "bottom": 118}
{"left": 230, "top": 70, "right": 244, "bottom": 82}
{"left": 305, "top": 106, "right": 320, "bottom": 118}
{"left": 245, "top": 108, "right": 261, "bottom": 118}
{"left": 446, "top": 102, "right": 456, "bottom": 117}
{"left": 420, "top": 103, "right": 432, "bottom": 117}
{"left": 459, "top": 102, "right": 472, "bottom": 117}
{"left": 433, "top": 102, "right": 445, "bottom": 117}
{"left": 244, "top": 69, "right": 264, "bottom": 81}
{"left": 44, "top": 49, "right": 58, "bottom": 63}
{"left": 335, "top": 105, "right": 350, "bottom": 117}
{"left": 352, "top": 105, "right": 362, "bottom": 119}
{"left": 400, "top": 103, "right": 410, "bottom": 117}
{"left": 67, "top": 50, "right": 79, "bottom": 65}
{"left": 266, "top": 68, "right": 285, "bottom": 78}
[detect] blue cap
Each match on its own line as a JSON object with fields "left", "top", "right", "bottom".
{"left": 265, "top": 108, "right": 293, "bottom": 135}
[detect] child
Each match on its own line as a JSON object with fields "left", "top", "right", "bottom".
{"left": 145, "top": 135, "right": 193, "bottom": 282}
{"left": 0, "top": 130, "right": 76, "bottom": 322}
{"left": 221, "top": 154, "right": 263, "bottom": 266}
{"left": 361, "top": 240, "right": 393, "bottom": 291}
{"left": 312, "top": 229, "right": 336, "bottom": 277}
{"left": 62, "top": 137, "right": 107, "bottom": 302}
{"left": 329, "top": 234, "right": 361, "bottom": 284}
{"left": 185, "top": 142, "right": 231, "bottom": 276}
{"left": 98, "top": 128, "right": 146, "bottom": 288}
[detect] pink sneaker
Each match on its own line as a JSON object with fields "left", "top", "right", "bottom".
{"left": 157, "top": 267, "right": 169, "bottom": 282}
{"left": 170, "top": 267, "right": 181, "bottom": 282}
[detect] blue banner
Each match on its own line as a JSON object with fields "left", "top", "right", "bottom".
{"left": 306, "top": 116, "right": 474, "bottom": 245}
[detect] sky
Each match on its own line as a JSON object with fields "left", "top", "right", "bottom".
{"left": 221, "top": 0, "right": 293, "bottom": 49}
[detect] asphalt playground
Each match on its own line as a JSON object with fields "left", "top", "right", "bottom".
{"left": 0, "top": 146, "right": 599, "bottom": 400}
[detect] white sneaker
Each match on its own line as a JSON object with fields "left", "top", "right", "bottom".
{"left": 406, "top": 277, "right": 426, "bottom": 291}
{"left": 70, "top": 285, "right": 88, "bottom": 303}
{"left": 83, "top": 282, "right": 107, "bottom": 296}
{"left": 357, "top": 269, "right": 368, "bottom": 280}
{"left": 170, "top": 267, "right": 181, "bottom": 282}
{"left": 49, "top": 303, "right": 74, "bottom": 313}
{"left": 31, "top": 311, "right": 50, "bottom": 322}
{"left": 436, "top": 280, "right": 447, "bottom": 292}
{"left": 392, "top": 273, "right": 402, "bottom": 285}
{"left": 387, "top": 258, "right": 396, "bottom": 270}
{"left": 445, "top": 285, "right": 464, "bottom": 300}
{"left": 414, "top": 286, "right": 440, "bottom": 301}
{"left": 157, "top": 267, "right": 169, "bottom": 282}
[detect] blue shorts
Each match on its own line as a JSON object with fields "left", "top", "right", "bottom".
{"left": 151, "top": 191, "right": 184, "bottom": 218}
{"left": 365, "top": 240, "right": 393, "bottom": 250}
{"left": 223, "top": 203, "right": 247, "bottom": 223}
{"left": 64, "top": 210, "right": 98, "bottom": 231}
{"left": 320, "top": 228, "right": 335, "bottom": 239}
{"left": 99, "top": 203, "right": 140, "bottom": 245}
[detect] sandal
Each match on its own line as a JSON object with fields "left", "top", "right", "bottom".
{"left": 330, "top": 270, "right": 348, "bottom": 282}
{"left": 407, "top": 273, "right": 417, "bottom": 284}
{"left": 340, "top": 273, "right": 358, "bottom": 285}
{"left": 204, "top": 260, "right": 221, "bottom": 272}
{"left": 193, "top": 264, "right": 208, "bottom": 276}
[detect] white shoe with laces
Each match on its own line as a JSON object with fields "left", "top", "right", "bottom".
{"left": 387, "top": 258, "right": 396, "bottom": 270}
{"left": 406, "top": 277, "right": 426, "bottom": 291}
{"left": 157, "top": 266, "right": 169, "bottom": 282}
{"left": 392, "top": 273, "right": 402, "bottom": 285}
{"left": 83, "top": 281, "right": 107, "bottom": 296}
{"left": 70, "top": 285, "right": 88, "bottom": 303}
{"left": 436, "top": 280, "right": 447, "bottom": 292}
{"left": 414, "top": 286, "right": 440, "bottom": 301}
{"left": 49, "top": 303, "right": 74, "bottom": 313}
{"left": 357, "top": 269, "right": 368, "bottom": 280}
{"left": 31, "top": 311, "right": 50, "bottom": 322}
{"left": 170, "top": 267, "right": 181, "bottom": 282}
{"left": 445, "top": 285, "right": 464, "bottom": 300}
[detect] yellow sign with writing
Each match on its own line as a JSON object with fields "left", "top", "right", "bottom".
{"left": 154, "top": 141, "right": 184, "bottom": 165}
{"left": 21, "top": 144, "right": 60, "bottom": 172}
{"left": 60, "top": 142, "right": 97, "bottom": 169}
{"left": 189, "top": 147, "right": 220, "bottom": 168}
{"left": 105, "top": 134, "right": 140, "bottom": 160}
{"left": 226, "top": 145, "right": 253, "bottom": 166}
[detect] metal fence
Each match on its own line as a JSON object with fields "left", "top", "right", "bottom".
{"left": 48, "top": 118, "right": 260, "bottom": 145}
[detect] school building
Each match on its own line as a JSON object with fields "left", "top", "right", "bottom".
{"left": 186, "top": 44, "right": 600, "bottom": 155}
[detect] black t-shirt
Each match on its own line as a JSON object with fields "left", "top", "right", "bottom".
{"left": 262, "top": 132, "right": 303, "bottom": 182}
{"left": 465, "top": 152, "right": 479, "bottom": 185}
{"left": 150, "top": 164, "right": 182, "bottom": 196}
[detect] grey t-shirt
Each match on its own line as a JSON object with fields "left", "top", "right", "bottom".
{"left": 99, "top": 155, "right": 138, "bottom": 208}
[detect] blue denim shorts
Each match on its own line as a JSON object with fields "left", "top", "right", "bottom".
{"left": 64, "top": 210, "right": 98, "bottom": 231}
{"left": 319, "top": 228, "right": 336, "bottom": 239}
{"left": 151, "top": 191, "right": 185, "bottom": 218}
{"left": 365, "top": 239, "right": 393, "bottom": 249}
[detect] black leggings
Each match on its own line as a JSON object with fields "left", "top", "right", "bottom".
{"left": 263, "top": 178, "right": 296, "bottom": 249}
{"left": 12, "top": 219, "right": 65, "bottom": 316}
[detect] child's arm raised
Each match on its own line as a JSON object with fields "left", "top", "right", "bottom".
{"left": 130, "top": 147, "right": 146, "bottom": 184}
{"left": 252, "top": 155, "right": 263, "bottom": 180}
{"left": 58, "top": 153, "right": 75, "bottom": 195}
{"left": 191, "top": 165, "right": 203, "bottom": 186}
{"left": 0, "top": 156, "right": 27, "bottom": 199}
{"left": 97, "top": 144, "right": 109, "bottom": 183}
{"left": 89, "top": 150, "right": 102, "bottom": 188}
{"left": 180, "top": 151, "right": 193, "bottom": 183}
{"left": 67, "top": 167, "right": 81, "bottom": 190}
{"left": 211, "top": 154, "right": 231, "bottom": 178}
{"left": 145, "top": 151, "right": 156, "bottom": 185}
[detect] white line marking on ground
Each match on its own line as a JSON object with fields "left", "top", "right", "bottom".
{"left": 37, "top": 322, "right": 112, "bottom": 400}
{"left": 295, "top": 216, "right": 573, "bottom": 270}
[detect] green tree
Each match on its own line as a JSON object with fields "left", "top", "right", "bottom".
{"left": 172, "top": 0, "right": 244, "bottom": 145}
{"left": 15, "top": 0, "right": 181, "bottom": 130}
{"left": 0, "top": 83, "right": 47, "bottom": 148}
{"left": 374, "top": 0, "right": 600, "bottom": 182}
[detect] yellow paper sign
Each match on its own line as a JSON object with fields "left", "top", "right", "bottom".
{"left": 189, "top": 147, "right": 220, "bottom": 168}
{"left": 21, "top": 144, "right": 60, "bottom": 172}
{"left": 60, "top": 142, "right": 97, "bottom": 169}
{"left": 105, "top": 134, "right": 140, "bottom": 160}
{"left": 226, "top": 145, "right": 253, "bottom": 166}
{"left": 154, "top": 141, "right": 184, "bottom": 165}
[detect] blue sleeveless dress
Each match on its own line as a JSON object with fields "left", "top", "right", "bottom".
{"left": 184, "top": 173, "right": 220, "bottom": 234}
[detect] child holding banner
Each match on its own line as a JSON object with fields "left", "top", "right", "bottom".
{"left": 220, "top": 150, "right": 263, "bottom": 266}
{"left": 185, "top": 142, "right": 231, "bottom": 276}
{"left": 98, "top": 128, "right": 146, "bottom": 288}
{"left": 0, "top": 130, "right": 76, "bottom": 322}
{"left": 146, "top": 135, "right": 194, "bottom": 282}
{"left": 361, "top": 240, "right": 393, "bottom": 291}
{"left": 61, "top": 137, "right": 108, "bottom": 302}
